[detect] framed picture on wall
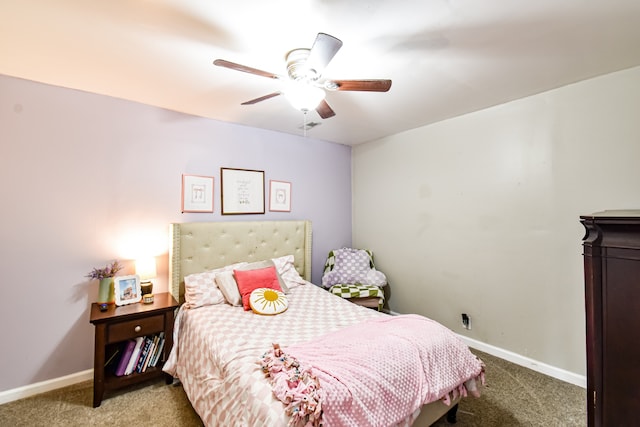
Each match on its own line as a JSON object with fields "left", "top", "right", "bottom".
{"left": 114, "top": 275, "right": 142, "bottom": 306}
{"left": 181, "top": 174, "right": 214, "bottom": 213}
{"left": 220, "top": 167, "right": 265, "bottom": 215}
{"left": 269, "top": 180, "right": 291, "bottom": 212}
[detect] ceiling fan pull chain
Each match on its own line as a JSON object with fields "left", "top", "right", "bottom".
{"left": 303, "top": 111, "right": 308, "bottom": 137}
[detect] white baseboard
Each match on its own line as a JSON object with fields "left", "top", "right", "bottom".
{"left": 458, "top": 335, "right": 586, "bottom": 388}
{"left": 0, "top": 369, "right": 93, "bottom": 405}
{"left": 386, "top": 309, "right": 586, "bottom": 388}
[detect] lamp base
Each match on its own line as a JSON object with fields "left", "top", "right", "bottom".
{"left": 140, "top": 281, "right": 153, "bottom": 296}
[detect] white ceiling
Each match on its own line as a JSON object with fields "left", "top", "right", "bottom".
{"left": 2, "top": 0, "right": 640, "bottom": 145}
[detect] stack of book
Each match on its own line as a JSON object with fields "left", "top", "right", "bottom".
{"left": 112, "top": 332, "right": 166, "bottom": 376}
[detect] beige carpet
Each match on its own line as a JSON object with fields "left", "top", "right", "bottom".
{"left": 0, "top": 350, "right": 585, "bottom": 427}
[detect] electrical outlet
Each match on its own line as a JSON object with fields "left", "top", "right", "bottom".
{"left": 461, "top": 313, "right": 471, "bottom": 330}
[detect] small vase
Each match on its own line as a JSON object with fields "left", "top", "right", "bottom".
{"left": 98, "top": 277, "right": 115, "bottom": 304}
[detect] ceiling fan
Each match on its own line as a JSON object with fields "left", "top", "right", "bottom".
{"left": 213, "top": 33, "right": 392, "bottom": 119}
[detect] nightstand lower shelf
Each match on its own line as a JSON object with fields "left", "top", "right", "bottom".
{"left": 101, "top": 365, "right": 171, "bottom": 395}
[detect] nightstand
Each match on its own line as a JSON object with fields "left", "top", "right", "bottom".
{"left": 89, "top": 292, "right": 179, "bottom": 407}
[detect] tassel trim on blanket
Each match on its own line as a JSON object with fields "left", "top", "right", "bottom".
{"left": 261, "top": 343, "right": 323, "bottom": 427}
{"left": 441, "top": 364, "right": 485, "bottom": 405}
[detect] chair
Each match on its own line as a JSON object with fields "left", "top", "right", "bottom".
{"left": 321, "top": 248, "right": 387, "bottom": 311}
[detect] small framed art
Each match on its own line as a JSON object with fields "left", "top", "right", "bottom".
{"left": 221, "top": 167, "right": 265, "bottom": 215}
{"left": 114, "top": 275, "right": 142, "bottom": 306}
{"left": 181, "top": 174, "right": 214, "bottom": 213}
{"left": 269, "top": 180, "right": 291, "bottom": 212}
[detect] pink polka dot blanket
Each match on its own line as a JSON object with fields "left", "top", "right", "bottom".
{"left": 261, "top": 314, "right": 484, "bottom": 427}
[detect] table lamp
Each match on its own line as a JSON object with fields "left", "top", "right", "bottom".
{"left": 136, "top": 256, "right": 157, "bottom": 302}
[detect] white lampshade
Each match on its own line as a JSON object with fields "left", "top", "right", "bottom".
{"left": 136, "top": 256, "right": 157, "bottom": 282}
{"left": 284, "top": 82, "right": 326, "bottom": 112}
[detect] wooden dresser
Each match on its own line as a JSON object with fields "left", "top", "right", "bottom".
{"left": 581, "top": 210, "right": 640, "bottom": 426}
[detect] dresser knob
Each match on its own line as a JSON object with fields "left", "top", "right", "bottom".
{"left": 134, "top": 326, "right": 141, "bottom": 332}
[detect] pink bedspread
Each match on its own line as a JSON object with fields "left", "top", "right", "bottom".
{"left": 262, "top": 314, "right": 484, "bottom": 427}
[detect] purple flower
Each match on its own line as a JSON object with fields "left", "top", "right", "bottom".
{"left": 86, "top": 260, "right": 123, "bottom": 280}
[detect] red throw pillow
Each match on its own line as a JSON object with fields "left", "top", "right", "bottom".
{"left": 234, "top": 266, "right": 283, "bottom": 310}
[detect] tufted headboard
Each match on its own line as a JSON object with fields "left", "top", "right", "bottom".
{"left": 169, "top": 220, "right": 312, "bottom": 304}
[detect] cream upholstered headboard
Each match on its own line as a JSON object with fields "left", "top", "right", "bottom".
{"left": 169, "top": 220, "right": 312, "bottom": 303}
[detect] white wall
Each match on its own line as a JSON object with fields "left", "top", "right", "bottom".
{"left": 352, "top": 65, "right": 640, "bottom": 376}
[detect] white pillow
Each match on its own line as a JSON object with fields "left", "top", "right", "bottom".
{"left": 215, "top": 270, "right": 242, "bottom": 306}
{"left": 249, "top": 288, "right": 288, "bottom": 315}
{"left": 272, "top": 255, "right": 306, "bottom": 289}
{"left": 183, "top": 262, "right": 246, "bottom": 308}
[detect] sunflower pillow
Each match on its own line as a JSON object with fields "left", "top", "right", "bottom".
{"left": 249, "top": 288, "right": 289, "bottom": 315}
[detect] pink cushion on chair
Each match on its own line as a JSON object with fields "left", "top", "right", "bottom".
{"left": 234, "top": 266, "right": 283, "bottom": 310}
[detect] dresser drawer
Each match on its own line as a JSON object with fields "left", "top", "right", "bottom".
{"left": 107, "top": 314, "right": 164, "bottom": 343}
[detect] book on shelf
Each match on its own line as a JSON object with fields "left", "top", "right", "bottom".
{"left": 149, "top": 332, "right": 165, "bottom": 367}
{"left": 135, "top": 336, "right": 154, "bottom": 373}
{"left": 108, "top": 332, "right": 166, "bottom": 377}
{"left": 124, "top": 336, "right": 145, "bottom": 375}
{"left": 114, "top": 339, "right": 136, "bottom": 377}
{"left": 141, "top": 335, "right": 160, "bottom": 373}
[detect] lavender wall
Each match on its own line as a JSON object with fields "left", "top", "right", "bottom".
{"left": 0, "top": 74, "right": 352, "bottom": 392}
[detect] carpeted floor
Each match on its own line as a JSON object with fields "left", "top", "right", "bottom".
{"left": 430, "top": 351, "right": 585, "bottom": 426}
{"left": 0, "top": 350, "right": 585, "bottom": 427}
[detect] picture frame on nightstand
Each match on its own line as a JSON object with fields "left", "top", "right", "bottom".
{"left": 114, "top": 275, "right": 141, "bottom": 306}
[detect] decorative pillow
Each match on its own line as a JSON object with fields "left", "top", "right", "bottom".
{"left": 184, "top": 271, "right": 224, "bottom": 308}
{"left": 272, "top": 255, "right": 306, "bottom": 289}
{"left": 215, "top": 270, "right": 242, "bottom": 306}
{"left": 183, "top": 262, "right": 246, "bottom": 308}
{"left": 234, "top": 266, "right": 283, "bottom": 310}
{"left": 235, "top": 260, "right": 289, "bottom": 294}
{"left": 249, "top": 288, "right": 289, "bottom": 315}
{"left": 321, "top": 248, "right": 387, "bottom": 288}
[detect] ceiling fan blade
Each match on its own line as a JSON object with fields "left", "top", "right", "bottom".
{"left": 241, "top": 92, "right": 282, "bottom": 105}
{"left": 214, "top": 59, "right": 280, "bottom": 79}
{"left": 316, "top": 99, "right": 336, "bottom": 119}
{"left": 327, "top": 79, "right": 392, "bottom": 92}
{"left": 305, "top": 33, "right": 343, "bottom": 76}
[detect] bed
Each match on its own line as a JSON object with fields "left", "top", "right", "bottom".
{"left": 163, "top": 220, "right": 483, "bottom": 426}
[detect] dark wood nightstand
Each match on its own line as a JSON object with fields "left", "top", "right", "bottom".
{"left": 89, "top": 292, "right": 179, "bottom": 407}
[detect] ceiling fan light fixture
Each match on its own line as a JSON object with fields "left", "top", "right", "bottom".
{"left": 286, "top": 48, "right": 317, "bottom": 81}
{"left": 284, "top": 82, "right": 326, "bottom": 112}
